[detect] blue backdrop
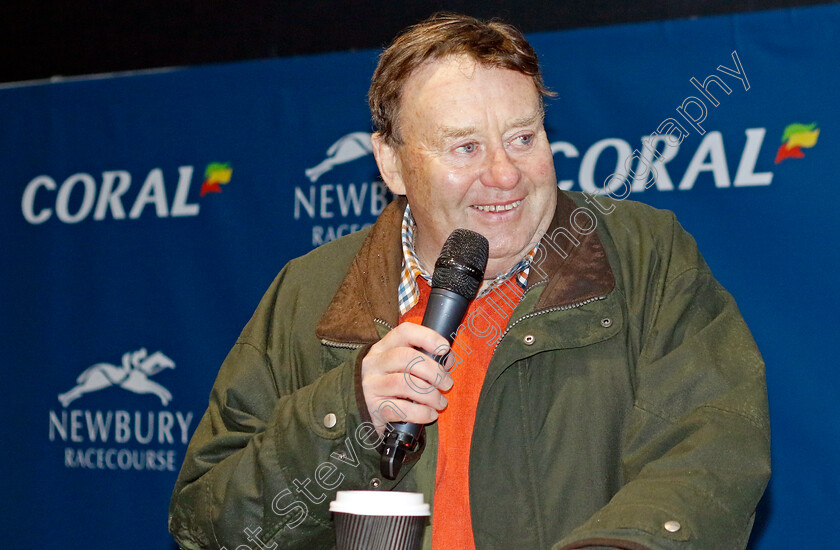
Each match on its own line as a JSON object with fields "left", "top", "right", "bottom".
{"left": 1, "top": 5, "right": 837, "bottom": 548}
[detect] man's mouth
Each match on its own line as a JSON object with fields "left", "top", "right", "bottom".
{"left": 471, "top": 200, "right": 522, "bottom": 213}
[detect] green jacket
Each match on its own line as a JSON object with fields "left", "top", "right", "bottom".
{"left": 169, "top": 190, "right": 770, "bottom": 550}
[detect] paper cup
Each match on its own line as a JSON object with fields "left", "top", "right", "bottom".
{"left": 330, "top": 491, "right": 430, "bottom": 550}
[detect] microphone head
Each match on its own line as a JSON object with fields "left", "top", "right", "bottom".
{"left": 432, "top": 229, "right": 489, "bottom": 299}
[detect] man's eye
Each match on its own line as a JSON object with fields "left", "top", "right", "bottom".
{"left": 456, "top": 143, "right": 477, "bottom": 153}
{"left": 516, "top": 134, "right": 534, "bottom": 145}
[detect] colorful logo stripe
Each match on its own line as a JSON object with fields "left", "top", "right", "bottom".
{"left": 200, "top": 163, "right": 233, "bottom": 197}
{"left": 775, "top": 123, "right": 819, "bottom": 164}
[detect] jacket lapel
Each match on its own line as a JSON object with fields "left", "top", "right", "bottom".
{"left": 530, "top": 191, "right": 616, "bottom": 310}
{"left": 315, "top": 196, "right": 406, "bottom": 344}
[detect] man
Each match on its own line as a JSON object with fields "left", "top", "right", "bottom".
{"left": 170, "top": 13, "right": 770, "bottom": 550}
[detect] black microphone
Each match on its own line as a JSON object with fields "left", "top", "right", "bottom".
{"left": 380, "top": 228, "right": 489, "bottom": 480}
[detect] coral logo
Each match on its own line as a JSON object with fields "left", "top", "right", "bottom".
{"left": 21, "top": 164, "right": 211, "bottom": 224}
{"left": 775, "top": 122, "right": 820, "bottom": 163}
{"left": 305, "top": 132, "right": 373, "bottom": 182}
{"left": 200, "top": 162, "right": 233, "bottom": 197}
{"left": 58, "top": 348, "right": 175, "bottom": 407}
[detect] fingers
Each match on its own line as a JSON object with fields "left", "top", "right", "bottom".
{"left": 364, "top": 323, "right": 455, "bottom": 390}
{"left": 362, "top": 355, "right": 451, "bottom": 430}
{"left": 366, "top": 345, "right": 454, "bottom": 391}
{"left": 368, "top": 322, "right": 450, "bottom": 360}
{"left": 367, "top": 394, "right": 443, "bottom": 426}
{"left": 365, "top": 368, "right": 449, "bottom": 408}
{"left": 361, "top": 323, "right": 456, "bottom": 432}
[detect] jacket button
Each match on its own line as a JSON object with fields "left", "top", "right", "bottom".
{"left": 600, "top": 318, "right": 612, "bottom": 328}
{"left": 370, "top": 477, "right": 381, "bottom": 488}
{"left": 664, "top": 520, "right": 681, "bottom": 533}
{"left": 323, "top": 413, "right": 337, "bottom": 429}
{"left": 523, "top": 334, "right": 535, "bottom": 345}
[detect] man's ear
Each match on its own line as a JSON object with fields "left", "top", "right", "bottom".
{"left": 371, "top": 132, "right": 407, "bottom": 196}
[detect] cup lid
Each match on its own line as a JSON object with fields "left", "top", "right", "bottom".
{"left": 329, "top": 491, "right": 430, "bottom": 516}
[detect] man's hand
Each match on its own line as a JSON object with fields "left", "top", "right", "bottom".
{"left": 361, "top": 322, "right": 454, "bottom": 434}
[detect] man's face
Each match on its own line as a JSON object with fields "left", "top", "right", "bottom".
{"left": 372, "top": 55, "right": 557, "bottom": 277}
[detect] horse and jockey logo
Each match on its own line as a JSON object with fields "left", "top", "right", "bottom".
{"left": 305, "top": 132, "right": 373, "bottom": 182}
{"left": 58, "top": 348, "right": 175, "bottom": 408}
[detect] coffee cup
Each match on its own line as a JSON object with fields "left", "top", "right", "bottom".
{"left": 330, "top": 491, "right": 430, "bottom": 550}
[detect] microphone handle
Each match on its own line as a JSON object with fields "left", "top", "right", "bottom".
{"left": 421, "top": 287, "right": 472, "bottom": 343}
{"left": 380, "top": 288, "right": 470, "bottom": 480}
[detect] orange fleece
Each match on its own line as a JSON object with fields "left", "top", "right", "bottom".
{"left": 399, "top": 276, "right": 523, "bottom": 549}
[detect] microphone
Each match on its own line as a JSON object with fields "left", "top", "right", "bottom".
{"left": 380, "top": 228, "right": 489, "bottom": 480}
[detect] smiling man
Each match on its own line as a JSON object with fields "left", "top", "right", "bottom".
{"left": 170, "top": 13, "right": 770, "bottom": 550}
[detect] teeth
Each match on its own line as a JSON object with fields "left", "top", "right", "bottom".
{"left": 473, "top": 200, "right": 522, "bottom": 213}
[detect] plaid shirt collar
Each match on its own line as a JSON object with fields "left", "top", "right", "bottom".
{"left": 398, "top": 204, "right": 537, "bottom": 315}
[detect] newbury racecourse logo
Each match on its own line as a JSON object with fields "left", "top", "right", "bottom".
{"left": 296, "top": 131, "right": 388, "bottom": 247}
{"left": 58, "top": 348, "right": 175, "bottom": 407}
{"left": 305, "top": 132, "right": 373, "bottom": 182}
{"left": 49, "top": 348, "right": 195, "bottom": 472}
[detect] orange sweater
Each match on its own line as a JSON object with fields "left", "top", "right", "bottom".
{"left": 399, "top": 276, "right": 523, "bottom": 549}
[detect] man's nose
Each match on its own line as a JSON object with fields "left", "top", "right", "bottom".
{"left": 481, "top": 146, "right": 520, "bottom": 189}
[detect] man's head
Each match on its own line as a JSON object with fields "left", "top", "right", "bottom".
{"left": 369, "top": 12, "right": 554, "bottom": 147}
{"left": 369, "top": 13, "right": 558, "bottom": 277}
